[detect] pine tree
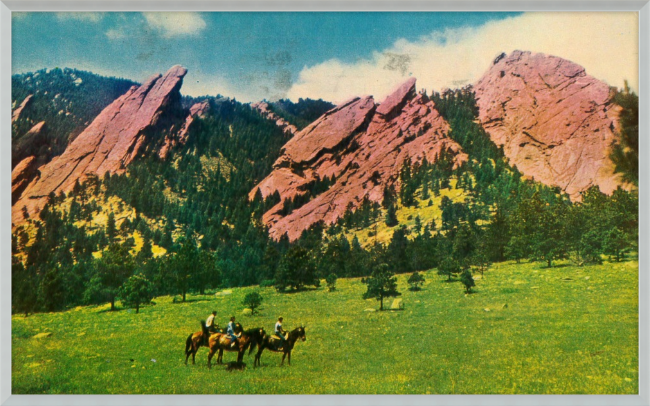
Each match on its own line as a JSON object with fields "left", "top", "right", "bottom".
{"left": 408, "top": 271, "right": 425, "bottom": 291}
{"left": 242, "top": 291, "right": 263, "bottom": 315}
{"left": 460, "top": 269, "right": 475, "bottom": 293}
{"left": 119, "top": 273, "right": 153, "bottom": 313}
{"left": 362, "top": 263, "right": 400, "bottom": 310}
{"left": 385, "top": 203, "right": 398, "bottom": 227}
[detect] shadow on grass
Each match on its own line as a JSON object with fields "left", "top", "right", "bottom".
{"left": 277, "top": 287, "right": 321, "bottom": 295}
{"left": 96, "top": 307, "right": 127, "bottom": 314}
{"left": 171, "top": 297, "right": 214, "bottom": 304}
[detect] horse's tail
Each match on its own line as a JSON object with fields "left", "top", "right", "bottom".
{"left": 185, "top": 333, "right": 193, "bottom": 355}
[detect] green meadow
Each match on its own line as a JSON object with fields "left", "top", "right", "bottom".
{"left": 12, "top": 259, "right": 638, "bottom": 394}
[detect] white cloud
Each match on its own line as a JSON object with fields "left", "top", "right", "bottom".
{"left": 181, "top": 71, "right": 256, "bottom": 102}
{"left": 105, "top": 29, "right": 126, "bottom": 40}
{"left": 287, "top": 12, "right": 639, "bottom": 104}
{"left": 55, "top": 12, "right": 104, "bottom": 23}
{"left": 142, "top": 12, "right": 207, "bottom": 38}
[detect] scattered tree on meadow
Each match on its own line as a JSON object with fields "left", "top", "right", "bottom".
{"left": 407, "top": 271, "right": 425, "bottom": 291}
{"left": 326, "top": 273, "right": 337, "bottom": 292}
{"left": 242, "top": 291, "right": 263, "bottom": 315}
{"left": 438, "top": 258, "right": 461, "bottom": 281}
{"left": 119, "top": 273, "right": 153, "bottom": 313}
{"left": 460, "top": 269, "right": 475, "bottom": 293}
{"left": 362, "top": 263, "right": 400, "bottom": 310}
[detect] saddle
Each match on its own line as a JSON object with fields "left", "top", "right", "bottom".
{"left": 270, "top": 334, "right": 287, "bottom": 350}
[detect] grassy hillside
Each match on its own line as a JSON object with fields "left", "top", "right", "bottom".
{"left": 12, "top": 259, "right": 638, "bottom": 394}
{"left": 344, "top": 178, "right": 469, "bottom": 247}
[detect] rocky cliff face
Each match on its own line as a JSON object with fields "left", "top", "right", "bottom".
{"left": 474, "top": 50, "right": 625, "bottom": 199}
{"left": 251, "top": 78, "right": 467, "bottom": 241}
{"left": 12, "top": 65, "right": 188, "bottom": 227}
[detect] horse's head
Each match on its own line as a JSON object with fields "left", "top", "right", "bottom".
{"left": 296, "top": 326, "right": 306, "bottom": 342}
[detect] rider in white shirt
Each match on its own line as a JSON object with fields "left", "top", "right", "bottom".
{"left": 275, "top": 316, "right": 287, "bottom": 347}
{"left": 206, "top": 311, "right": 217, "bottom": 333}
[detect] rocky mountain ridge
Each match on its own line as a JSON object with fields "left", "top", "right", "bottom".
{"left": 12, "top": 65, "right": 190, "bottom": 227}
{"left": 474, "top": 50, "right": 627, "bottom": 199}
{"left": 251, "top": 78, "right": 467, "bottom": 240}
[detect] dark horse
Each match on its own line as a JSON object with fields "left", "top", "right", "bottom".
{"left": 184, "top": 321, "right": 225, "bottom": 365}
{"left": 207, "top": 324, "right": 266, "bottom": 369}
{"left": 254, "top": 326, "right": 306, "bottom": 367}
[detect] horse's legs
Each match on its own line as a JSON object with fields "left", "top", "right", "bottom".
{"left": 288, "top": 350, "right": 291, "bottom": 366}
{"left": 254, "top": 346, "right": 262, "bottom": 367}
{"left": 192, "top": 347, "right": 196, "bottom": 365}
{"left": 207, "top": 348, "right": 216, "bottom": 370}
{"left": 281, "top": 351, "right": 286, "bottom": 366}
{"left": 217, "top": 348, "right": 224, "bottom": 364}
{"left": 237, "top": 350, "right": 244, "bottom": 363}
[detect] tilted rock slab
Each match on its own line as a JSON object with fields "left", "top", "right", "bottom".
{"left": 474, "top": 50, "right": 626, "bottom": 200}
{"left": 12, "top": 65, "right": 188, "bottom": 227}
{"left": 159, "top": 100, "right": 210, "bottom": 159}
{"left": 250, "top": 101, "right": 298, "bottom": 136}
{"left": 12, "top": 156, "right": 38, "bottom": 206}
{"left": 12, "top": 94, "right": 33, "bottom": 124}
{"left": 251, "top": 78, "right": 467, "bottom": 241}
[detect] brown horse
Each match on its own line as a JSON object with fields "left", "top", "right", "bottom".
{"left": 184, "top": 321, "right": 224, "bottom": 365}
{"left": 207, "top": 325, "right": 266, "bottom": 369}
{"left": 254, "top": 326, "right": 306, "bottom": 367}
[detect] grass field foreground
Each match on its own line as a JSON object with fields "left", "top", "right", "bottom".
{"left": 12, "top": 259, "right": 638, "bottom": 394}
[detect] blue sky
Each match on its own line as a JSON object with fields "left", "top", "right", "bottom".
{"left": 12, "top": 12, "right": 638, "bottom": 103}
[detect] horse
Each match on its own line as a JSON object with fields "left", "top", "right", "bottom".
{"left": 184, "top": 321, "right": 224, "bottom": 365}
{"left": 207, "top": 324, "right": 266, "bottom": 369}
{"left": 254, "top": 326, "right": 306, "bottom": 367}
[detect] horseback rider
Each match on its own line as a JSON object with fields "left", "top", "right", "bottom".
{"left": 274, "top": 317, "right": 287, "bottom": 348}
{"left": 206, "top": 311, "right": 217, "bottom": 333}
{"left": 227, "top": 316, "right": 241, "bottom": 348}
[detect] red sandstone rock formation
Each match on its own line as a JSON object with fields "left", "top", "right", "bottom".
{"left": 12, "top": 65, "right": 188, "bottom": 227}
{"left": 12, "top": 156, "right": 38, "bottom": 206}
{"left": 159, "top": 100, "right": 210, "bottom": 159}
{"left": 251, "top": 78, "right": 467, "bottom": 241}
{"left": 12, "top": 94, "right": 33, "bottom": 124}
{"left": 474, "top": 50, "right": 626, "bottom": 200}
{"left": 13, "top": 121, "right": 47, "bottom": 168}
{"left": 251, "top": 101, "right": 298, "bottom": 136}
